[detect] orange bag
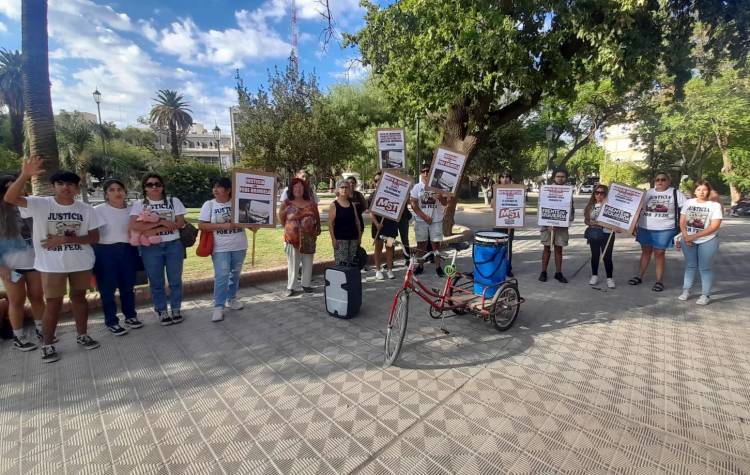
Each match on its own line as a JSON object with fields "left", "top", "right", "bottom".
{"left": 196, "top": 230, "right": 213, "bottom": 257}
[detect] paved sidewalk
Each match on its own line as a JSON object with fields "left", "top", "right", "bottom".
{"left": 1, "top": 214, "right": 749, "bottom": 474}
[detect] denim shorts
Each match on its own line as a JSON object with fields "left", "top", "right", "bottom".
{"left": 636, "top": 228, "right": 676, "bottom": 250}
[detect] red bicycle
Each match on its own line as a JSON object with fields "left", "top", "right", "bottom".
{"left": 384, "top": 239, "right": 524, "bottom": 366}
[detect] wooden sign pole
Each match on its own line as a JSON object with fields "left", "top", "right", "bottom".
{"left": 251, "top": 228, "right": 257, "bottom": 267}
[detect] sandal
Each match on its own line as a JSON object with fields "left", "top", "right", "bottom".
{"left": 628, "top": 276, "right": 642, "bottom": 285}
{"left": 652, "top": 282, "right": 664, "bottom": 292}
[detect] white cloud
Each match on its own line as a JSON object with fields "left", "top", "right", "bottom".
{"left": 0, "top": 0, "right": 20, "bottom": 20}
{"left": 0, "top": 20, "right": 7, "bottom": 32}
{"left": 332, "top": 58, "right": 369, "bottom": 82}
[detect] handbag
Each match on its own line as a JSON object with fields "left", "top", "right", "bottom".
{"left": 196, "top": 200, "right": 214, "bottom": 257}
{"left": 169, "top": 197, "right": 198, "bottom": 247}
{"left": 355, "top": 245, "right": 368, "bottom": 270}
{"left": 584, "top": 226, "right": 607, "bottom": 242}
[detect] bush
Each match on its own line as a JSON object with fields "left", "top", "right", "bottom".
{"left": 0, "top": 145, "right": 21, "bottom": 174}
{"left": 599, "top": 159, "right": 645, "bottom": 187}
{"left": 155, "top": 160, "right": 222, "bottom": 207}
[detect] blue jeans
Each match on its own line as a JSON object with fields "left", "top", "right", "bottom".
{"left": 681, "top": 237, "right": 719, "bottom": 296}
{"left": 93, "top": 243, "right": 138, "bottom": 327}
{"left": 211, "top": 249, "right": 246, "bottom": 308}
{"left": 140, "top": 240, "right": 184, "bottom": 313}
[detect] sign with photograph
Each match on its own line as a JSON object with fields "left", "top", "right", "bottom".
{"left": 594, "top": 183, "right": 645, "bottom": 234}
{"left": 426, "top": 146, "right": 467, "bottom": 195}
{"left": 538, "top": 185, "right": 574, "bottom": 227}
{"left": 493, "top": 185, "right": 526, "bottom": 228}
{"left": 376, "top": 128, "right": 406, "bottom": 170}
{"left": 231, "top": 169, "right": 278, "bottom": 228}
{"left": 368, "top": 170, "right": 413, "bottom": 222}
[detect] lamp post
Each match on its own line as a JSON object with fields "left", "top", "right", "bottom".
{"left": 213, "top": 125, "right": 222, "bottom": 171}
{"left": 545, "top": 125, "right": 554, "bottom": 184}
{"left": 415, "top": 114, "right": 421, "bottom": 179}
{"left": 92, "top": 88, "right": 107, "bottom": 156}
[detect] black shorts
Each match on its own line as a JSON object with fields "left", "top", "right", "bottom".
{"left": 371, "top": 220, "right": 398, "bottom": 240}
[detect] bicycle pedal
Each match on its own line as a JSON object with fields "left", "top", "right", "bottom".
{"left": 441, "top": 328, "right": 450, "bottom": 335}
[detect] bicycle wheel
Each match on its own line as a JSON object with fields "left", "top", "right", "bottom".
{"left": 384, "top": 290, "right": 409, "bottom": 366}
{"left": 490, "top": 283, "right": 520, "bottom": 332}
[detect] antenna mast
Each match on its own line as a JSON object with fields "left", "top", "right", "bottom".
{"left": 290, "top": 0, "right": 298, "bottom": 65}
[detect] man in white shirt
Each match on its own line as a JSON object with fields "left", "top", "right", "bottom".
{"left": 4, "top": 156, "right": 102, "bottom": 363}
{"left": 410, "top": 165, "right": 449, "bottom": 276}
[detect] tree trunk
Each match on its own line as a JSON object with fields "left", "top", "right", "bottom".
{"left": 22, "top": 0, "right": 58, "bottom": 196}
{"left": 480, "top": 184, "right": 492, "bottom": 206}
{"left": 169, "top": 121, "right": 179, "bottom": 159}
{"left": 714, "top": 131, "right": 740, "bottom": 205}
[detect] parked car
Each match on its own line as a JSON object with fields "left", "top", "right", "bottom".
{"left": 579, "top": 183, "right": 595, "bottom": 194}
{"left": 730, "top": 199, "right": 750, "bottom": 217}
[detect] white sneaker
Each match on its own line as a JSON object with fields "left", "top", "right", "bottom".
{"left": 211, "top": 308, "right": 224, "bottom": 322}
{"left": 227, "top": 299, "right": 244, "bottom": 310}
{"left": 387, "top": 270, "right": 395, "bottom": 279}
{"left": 375, "top": 271, "right": 384, "bottom": 280}
{"left": 696, "top": 295, "right": 711, "bottom": 305}
{"left": 589, "top": 275, "right": 598, "bottom": 285}
{"left": 678, "top": 290, "right": 690, "bottom": 301}
{"left": 606, "top": 278, "right": 616, "bottom": 289}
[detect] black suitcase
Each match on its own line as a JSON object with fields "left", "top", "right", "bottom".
{"left": 324, "top": 265, "right": 362, "bottom": 318}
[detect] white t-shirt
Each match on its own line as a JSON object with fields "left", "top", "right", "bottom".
{"left": 681, "top": 199, "right": 722, "bottom": 244}
{"left": 410, "top": 181, "right": 445, "bottom": 223}
{"left": 639, "top": 187, "right": 686, "bottom": 231}
{"left": 589, "top": 203, "right": 612, "bottom": 234}
{"left": 94, "top": 203, "right": 132, "bottom": 244}
{"left": 198, "top": 199, "right": 248, "bottom": 252}
{"left": 24, "top": 196, "right": 101, "bottom": 272}
{"left": 130, "top": 197, "right": 187, "bottom": 243}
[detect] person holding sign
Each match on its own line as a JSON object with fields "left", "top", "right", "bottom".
{"left": 629, "top": 173, "right": 686, "bottom": 292}
{"left": 198, "top": 177, "right": 248, "bottom": 322}
{"left": 584, "top": 185, "right": 616, "bottom": 289}
{"left": 368, "top": 171, "right": 397, "bottom": 280}
{"left": 493, "top": 170, "right": 517, "bottom": 277}
{"left": 677, "top": 181, "right": 723, "bottom": 305}
{"left": 539, "top": 170, "right": 575, "bottom": 283}
{"left": 411, "top": 165, "right": 449, "bottom": 277}
{"left": 280, "top": 178, "right": 321, "bottom": 297}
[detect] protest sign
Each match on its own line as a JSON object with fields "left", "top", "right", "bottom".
{"left": 493, "top": 184, "right": 526, "bottom": 228}
{"left": 538, "top": 185, "right": 574, "bottom": 227}
{"left": 376, "top": 128, "right": 406, "bottom": 170}
{"left": 594, "top": 183, "right": 645, "bottom": 234}
{"left": 426, "top": 146, "right": 467, "bottom": 195}
{"left": 231, "top": 169, "right": 277, "bottom": 228}
{"left": 368, "top": 170, "right": 413, "bottom": 222}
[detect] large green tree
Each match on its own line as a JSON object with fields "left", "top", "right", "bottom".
{"left": 149, "top": 89, "right": 193, "bottom": 159}
{"left": 22, "top": 0, "right": 59, "bottom": 195}
{"left": 0, "top": 49, "right": 24, "bottom": 155}
{"left": 350, "top": 0, "right": 750, "bottom": 232}
{"left": 55, "top": 111, "right": 94, "bottom": 201}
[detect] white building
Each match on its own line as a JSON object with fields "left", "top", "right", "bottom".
{"left": 155, "top": 123, "right": 234, "bottom": 170}
{"left": 601, "top": 123, "right": 646, "bottom": 163}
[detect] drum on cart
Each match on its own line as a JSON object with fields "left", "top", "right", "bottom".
{"left": 472, "top": 231, "right": 509, "bottom": 298}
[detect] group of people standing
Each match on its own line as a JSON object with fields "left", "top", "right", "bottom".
{"left": 538, "top": 169, "right": 723, "bottom": 305}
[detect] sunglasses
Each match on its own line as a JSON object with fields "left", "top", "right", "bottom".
{"left": 145, "top": 182, "right": 163, "bottom": 188}
{"left": 502, "top": 175, "right": 512, "bottom": 178}
{"left": 595, "top": 190, "right": 606, "bottom": 195}
{"left": 655, "top": 178, "right": 668, "bottom": 182}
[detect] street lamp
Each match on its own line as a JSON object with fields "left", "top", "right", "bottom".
{"left": 92, "top": 88, "right": 107, "bottom": 157}
{"left": 545, "top": 125, "right": 554, "bottom": 184}
{"left": 213, "top": 125, "right": 222, "bottom": 171}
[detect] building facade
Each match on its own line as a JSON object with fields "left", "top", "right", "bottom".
{"left": 155, "top": 123, "right": 234, "bottom": 170}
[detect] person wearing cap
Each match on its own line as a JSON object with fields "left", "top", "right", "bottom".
{"left": 410, "top": 165, "right": 449, "bottom": 276}
{"left": 4, "top": 156, "right": 102, "bottom": 363}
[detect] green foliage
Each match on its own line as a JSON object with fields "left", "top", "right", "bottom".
{"left": 149, "top": 90, "right": 193, "bottom": 159}
{"left": 87, "top": 139, "right": 153, "bottom": 187}
{"left": 0, "top": 143, "right": 21, "bottom": 173}
{"left": 568, "top": 143, "right": 606, "bottom": 180}
{"left": 600, "top": 159, "right": 644, "bottom": 188}
{"left": 726, "top": 148, "right": 750, "bottom": 192}
{"left": 56, "top": 111, "right": 94, "bottom": 173}
{"left": 469, "top": 120, "right": 545, "bottom": 181}
{"left": 155, "top": 160, "right": 222, "bottom": 207}
{"left": 0, "top": 48, "right": 24, "bottom": 153}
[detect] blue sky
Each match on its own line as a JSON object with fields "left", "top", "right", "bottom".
{"left": 0, "top": 0, "right": 369, "bottom": 133}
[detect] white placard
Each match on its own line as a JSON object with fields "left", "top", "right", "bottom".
{"left": 368, "top": 171, "right": 413, "bottom": 222}
{"left": 493, "top": 185, "right": 526, "bottom": 228}
{"left": 232, "top": 169, "right": 277, "bottom": 228}
{"left": 538, "top": 185, "right": 574, "bottom": 227}
{"left": 376, "top": 128, "right": 406, "bottom": 170}
{"left": 427, "top": 147, "right": 467, "bottom": 195}
{"left": 594, "top": 183, "right": 645, "bottom": 234}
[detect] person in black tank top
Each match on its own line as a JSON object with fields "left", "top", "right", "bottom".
{"left": 329, "top": 180, "right": 361, "bottom": 265}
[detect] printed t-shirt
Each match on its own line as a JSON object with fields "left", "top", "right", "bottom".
{"left": 94, "top": 203, "right": 131, "bottom": 244}
{"left": 0, "top": 212, "right": 34, "bottom": 270}
{"left": 681, "top": 199, "right": 722, "bottom": 244}
{"left": 130, "top": 198, "right": 187, "bottom": 242}
{"left": 198, "top": 199, "right": 248, "bottom": 252}
{"left": 639, "top": 187, "right": 686, "bottom": 231}
{"left": 24, "top": 196, "right": 101, "bottom": 273}
{"left": 589, "top": 203, "right": 612, "bottom": 234}
{"left": 410, "top": 181, "right": 445, "bottom": 223}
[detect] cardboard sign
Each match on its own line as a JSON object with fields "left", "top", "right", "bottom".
{"left": 376, "top": 128, "right": 406, "bottom": 170}
{"left": 493, "top": 185, "right": 526, "bottom": 228}
{"left": 594, "top": 183, "right": 645, "bottom": 234}
{"left": 538, "top": 185, "right": 574, "bottom": 227}
{"left": 368, "top": 170, "right": 413, "bottom": 222}
{"left": 426, "top": 146, "right": 467, "bottom": 195}
{"left": 231, "top": 169, "right": 278, "bottom": 228}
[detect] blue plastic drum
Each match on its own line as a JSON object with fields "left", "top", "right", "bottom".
{"left": 473, "top": 231, "right": 509, "bottom": 298}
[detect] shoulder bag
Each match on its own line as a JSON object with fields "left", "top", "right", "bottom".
{"left": 169, "top": 197, "right": 198, "bottom": 248}
{"left": 196, "top": 200, "right": 214, "bottom": 257}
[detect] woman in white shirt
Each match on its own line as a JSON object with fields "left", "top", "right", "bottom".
{"left": 198, "top": 177, "right": 248, "bottom": 322}
{"left": 93, "top": 179, "right": 143, "bottom": 335}
{"left": 677, "top": 181, "right": 723, "bottom": 305}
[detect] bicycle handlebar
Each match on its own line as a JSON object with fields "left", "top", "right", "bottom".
{"left": 377, "top": 235, "right": 459, "bottom": 264}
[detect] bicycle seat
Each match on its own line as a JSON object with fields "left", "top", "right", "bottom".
{"left": 447, "top": 241, "right": 470, "bottom": 251}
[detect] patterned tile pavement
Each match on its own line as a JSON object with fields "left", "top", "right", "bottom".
{"left": 1, "top": 213, "right": 749, "bottom": 474}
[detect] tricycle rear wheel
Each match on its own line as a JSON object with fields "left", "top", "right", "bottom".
{"left": 490, "top": 283, "right": 520, "bottom": 332}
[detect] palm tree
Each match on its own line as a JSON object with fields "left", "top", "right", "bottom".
{"left": 149, "top": 89, "right": 193, "bottom": 159}
{"left": 56, "top": 111, "right": 93, "bottom": 202}
{"left": 22, "top": 0, "right": 59, "bottom": 195}
{"left": 0, "top": 49, "right": 24, "bottom": 155}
